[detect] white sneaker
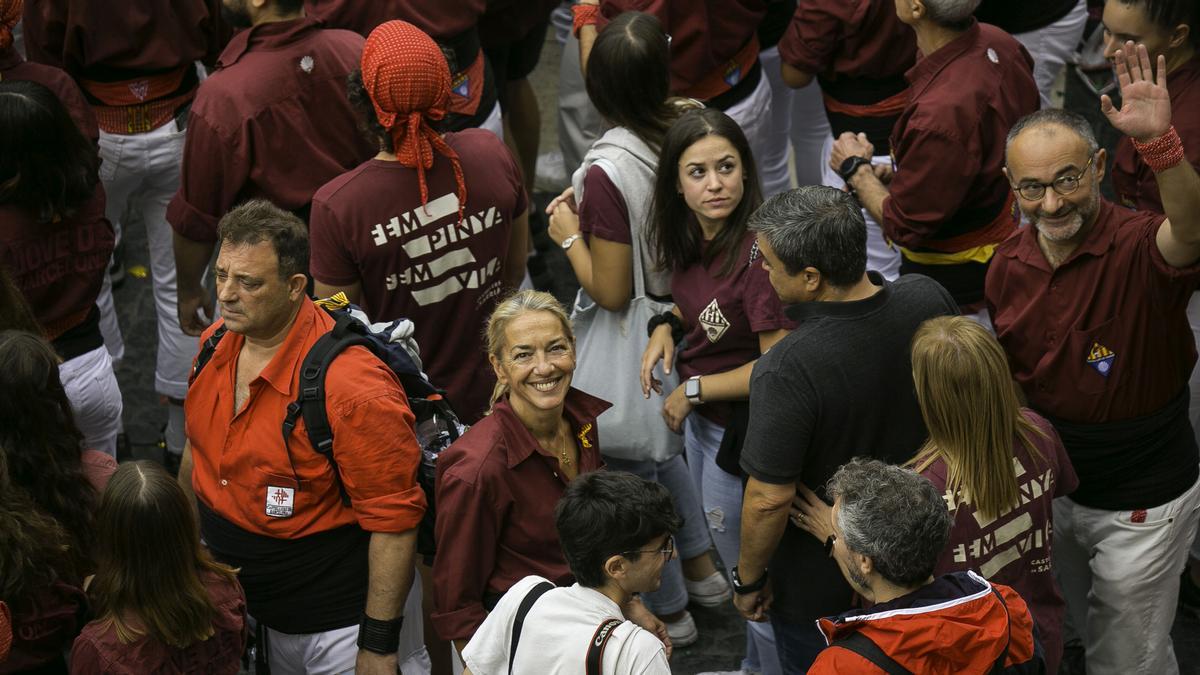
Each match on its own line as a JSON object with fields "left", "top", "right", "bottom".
{"left": 685, "top": 571, "right": 733, "bottom": 607}
{"left": 665, "top": 611, "right": 699, "bottom": 648}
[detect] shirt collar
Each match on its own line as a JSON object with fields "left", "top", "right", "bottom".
{"left": 254, "top": 297, "right": 318, "bottom": 397}
{"left": 216, "top": 16, "right": 324, "bottom": 70}
{"left": 492, "top": 388, "right": 612, "bottom": 469}
{"left": 784, "top": 271, "right": 892, "bottom": 322}
{"left": 0, "top": 47, "right": 22, "bottom": 71}
{"left": 905, "top": 20, "right": 980, "bottom": 99}
{"left": 1003, "top": 199, "right": 1119, "bottom": 271}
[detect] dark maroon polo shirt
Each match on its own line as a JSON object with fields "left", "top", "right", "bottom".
{"left": 777, "top": 0, "right": 915, "bottom": 83}
{"left": 304, "top": 0, "right": 486, "bottom": 38}
{"left": 432, "top": 388, "right": 609, "bottom": 641}
{"left": 1112, "top": 56, "right": 1200, "bottom": 213}
{"left": 598, "top": 0, "right": 767, "bottom": 96}
{"left": 22, "top": 0, "right": 225, "bottom": 76}
{"left": 986, "top": 201, "right": 1200, "bottom": 423}
{"left": 167, "top": 17, "right": 374, "bottom": 243}
{"left": 0, "top": 50, "right": 98, "bottom": 143}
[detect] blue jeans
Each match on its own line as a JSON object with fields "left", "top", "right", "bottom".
{"left": 771, "top": 615, "right": 828, "bottom": 675}
{"left": 684, "top": 414, "right": 781, "bottom": 675}
{"left": 603, "top": 453, "right": 711, "bottom": 615}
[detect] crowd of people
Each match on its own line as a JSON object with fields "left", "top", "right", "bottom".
{"left": 1, "top": 0, "right": 1200, "bottom": 674}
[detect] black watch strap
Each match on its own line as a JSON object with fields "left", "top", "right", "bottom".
{"left": 838, "top": 155, "right": 873, "bottom": 183}
{"left": 731, "top": 566, "right": 768, "bottom": 595}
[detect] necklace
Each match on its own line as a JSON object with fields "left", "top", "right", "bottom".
{"left": 539, "top": 422, "right": 574, "bottom": 468}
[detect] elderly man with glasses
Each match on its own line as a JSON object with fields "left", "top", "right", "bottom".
{"left": 986, "top": 43, "right": 1200, "bottom": 675}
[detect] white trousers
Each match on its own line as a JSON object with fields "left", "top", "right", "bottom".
{"left": 820, "top": 135, "right": 901, "bottom": 280}
{"left": 1053, "top": 476, "right": 1200, "bottom": 674}
{"left": 97, "top": 119, "right": 196, "bottom": 400}
{"left": 1012, "top": 0, "right": 1089, "bottom": 108}
{"left": 725, "top": 68, "right": 774, "bottom": 198}
{"left": 59, "top": 345, "right": 123, "bottom": 456}
{"left": 1188, "top": 292, "right": 1200, "bottom": 560}
{"left": 265, "top": 570, "right": 429, "bottom": 674}
{"left": 790, "top": 79, "right": 833, "bottom": 188}
{"left": 756, "top": 46, "right": 794, "bottom": 198}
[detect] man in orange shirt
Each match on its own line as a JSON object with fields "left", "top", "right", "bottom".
{"left": 179, "top": 200, "right": 427, "bottom": 675}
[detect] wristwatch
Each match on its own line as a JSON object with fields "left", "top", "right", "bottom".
{"left": 561, "top": 233, "right": 582, "bottom": 250}
{"left": 837, "top": 155, "right": 873, "bottom": 184}
{"left": 684, "top": 375, "right": 703, "bottom": 405}
{"left": 731, "top": 566, "right": 768, "bottom": 595}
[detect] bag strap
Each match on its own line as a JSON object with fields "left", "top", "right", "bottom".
{"left": 989, "top": 586, "right": 1012, "bottom": 673}
{"left": 585, "top": 618, "right": 623, "bottom": 675}
{"left": 832, "top": 631, "right": 912, "bottom": 675}
{"left": 508, "top": 581, "right": 555, "bottom": 675}
{"left": 190, "top": 323, "right": 227, "bottom": 384}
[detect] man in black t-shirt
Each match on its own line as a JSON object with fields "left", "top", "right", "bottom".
{"left": 731, "top": 187, "right": 958, "bottom": 675}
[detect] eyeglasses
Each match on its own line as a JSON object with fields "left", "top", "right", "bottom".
{"left": 1012, "top": 155, "right": 1095, "bottom": 201}
{"left": 622, "top": 536, "right": 675, "bottom": 562}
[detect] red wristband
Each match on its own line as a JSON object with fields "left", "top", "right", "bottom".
{"left": 572, "top": 3, "right": 600, "bottom": 38}
{"left": 1133, "top": 125, "right": 1185, "bottom": 174}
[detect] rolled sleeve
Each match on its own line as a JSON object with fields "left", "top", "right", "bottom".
{"left": 329, "top": 365, "right": 427, "bottom": 534}
{"left": 168, "top": 112, "right": 248, "bottom": 242}
{"left": 777, "top": 2, "right": 846, "bottom": 74}
{"left": 882, "top": 125, "right": 979, "bottom": 249}
{"left": 432, "top": 465, "right": 502, "bottom": 641}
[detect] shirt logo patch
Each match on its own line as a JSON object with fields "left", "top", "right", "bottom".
{"left": 1086, "top": 342, "right": 1116, "bottom": 377}
{"left": 577, "top": 423, "right": 594, "bottom": 449}
{"left": 723, "top": 62, "right": 742, "bottom": 87}
{"left": 299, "top": 55, "right": 315, "bottom": 73}
{"left": 699, "top": 299, "right": 730, "bottom": 343}
{"left": 452, "top": 73, "right": 470, "bottom": 98}
{"left": 128, "top": 80, "right": 150, "bottom": 101}
{"left": 987, "top": 48, "right": 999, "bottom": 64}
{"left": 266, "top": 485, "right": 295, "bottom": 518}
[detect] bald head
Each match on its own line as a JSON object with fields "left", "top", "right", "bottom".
{"left": 1006, "top": 109, "right": 1100, "bottom": 161}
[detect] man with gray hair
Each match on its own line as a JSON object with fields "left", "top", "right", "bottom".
{"left": 828, "top": 0, "right": 1038, "bottom": 323}
{"left": 987, "top": 44, "right": 1200, "bottom": 674}
{"left": 731, "top": 186, "right": 957, "bottom": 673}
{"left": 794, "top": 459, "right": 1044, "bottom": 674}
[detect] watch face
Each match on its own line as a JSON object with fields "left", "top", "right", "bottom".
{"left": 685, "top": 379, "right": 700, "bottom": 398}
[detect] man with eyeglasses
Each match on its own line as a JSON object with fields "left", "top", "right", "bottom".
{"left": 986, "top": 44, "right": 1200, "bottom": 675}
{"left": 461, "top": 471, "right": 676, "bottom": 674}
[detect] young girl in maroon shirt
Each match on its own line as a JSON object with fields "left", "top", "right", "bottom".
{"left": 641, "top": 107, "right": 794, "bottom": 675}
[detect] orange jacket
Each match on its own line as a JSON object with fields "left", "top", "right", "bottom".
{"left": 809, "top": 571, "right": 1044, "bottom": 675}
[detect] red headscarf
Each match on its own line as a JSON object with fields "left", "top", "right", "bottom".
{"left": 0, "top": 0, "right": 22, "bottom": 52}
{"left": 361, "top": 20, "right": 467, "bottom": 215}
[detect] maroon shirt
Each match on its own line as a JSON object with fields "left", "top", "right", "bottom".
{"left": 309, "top": 130, "right": 528, "bottom": 423}
{"left": 0, "top": 51, "right": 99, "bottom": 142}
{"left": 1112, "top": 56, "right": 1200, "bottom": 213}
{"left": 304, "top": 0, "right": 486, "bottom": 38}
{"left": 2, "top": 581, "right": 87, "bottom": 673}
{"left": 672, "top": 232, "right": 793, "bottom": 423}
{"left": 69, "top": 571, "right": 247, "bottom": 675}
{"left": 0, "top": 188, "right": 114, "bottom": 339}
{"left": 167, "top": 18, "right": 374, "bottom": 242}
{"left": 22, "top": 0, "right": 225, "bottom": 76}
{"left": 924, "top": 409, "right": 1078, "bottom": 675}
{"left": 598, "top": 0, "right": 767, "bottom": 96}
{"left": 885, "top": 22, "right": 1037, "bottom": 252}
{"left": 432, "top": 389, "right": 609, "bottom": 641}
{"left": 778, "top": 0, "right": 915, "bottom": 82}
{"left": 579, "top": 166, "right": 632, "bottom": 245}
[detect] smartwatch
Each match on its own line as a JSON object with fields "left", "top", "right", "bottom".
{"left": 731, "top": 566, "right": 768, "bottom": 595}
{"left": 561, "top": 233, "right": 582, "bottom": 250}
{"left": 684, "top": 375, "right": 703, "bottom": 405}
{"left": 837, "top": 156, "right": 873, "bottom": 184}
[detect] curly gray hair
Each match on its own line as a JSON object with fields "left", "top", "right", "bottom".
{"left": 826, "top": 459, "right": 951, "bottom": 587}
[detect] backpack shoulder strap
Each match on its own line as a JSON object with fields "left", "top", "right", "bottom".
{"left": 832, "top": 630, "right": 912, "bottom": 675}
{"left": 189, "top": 324, "right": 227, "bottom": 384}
{"left": 989, "top": 586, "right": 1013, "bottom": 674}
{"left": 508, "top": 581, "right": 555, "bottom": 675}
{"left": 585, "top": 619, "right": 624, "bottom": 675}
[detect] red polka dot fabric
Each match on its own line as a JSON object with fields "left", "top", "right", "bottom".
{"left": 362, "top": 20, "right": 467, "bottom": 213}
{"left": 0, "top": 0, "right": 22, "bottom": 52}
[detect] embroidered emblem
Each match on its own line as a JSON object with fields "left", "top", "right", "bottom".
{"left": 699, "top": 299, "right": 730, "bottom": 343}
{"left": 265, "top": 485, "right": 295, "bottom": 518}
{"left": 128, "top": 80, "right": 150, "bottom": 101}
{"left": 1086, "top": 342, "right": 1116, "bottom": 377}
{"left": 452, "top": 72, "right": 470, "bottom": 98}
{"left": 577, "top": 423, "right": 593, "bottom": 449}
{"left": 299, "top": 55, "right": 315, "bottom": 73}
{"left": 986, "top": 48, "right": 999, "bottom": 64}
{"left": 723, "top": 61, "right": 742, "bottom": 87}
{"left": 1130, "top": 509, "right": 1147, "bottom": 523}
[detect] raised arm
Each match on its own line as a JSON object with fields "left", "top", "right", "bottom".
{"left": 1102, "top": 42, "right": 1200, "bottom": 268}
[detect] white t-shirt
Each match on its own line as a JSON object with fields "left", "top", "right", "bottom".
{"left": 462, "top": 576, "right": 671, "bottom": 675}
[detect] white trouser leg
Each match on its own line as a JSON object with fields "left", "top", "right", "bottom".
{"left": 724, "top": 73, "right": 775, "bottom": 197}
{"left": 789, "top": 80, "right": 832, "bottom": 188}
{"left": 820, "top": 135, "right": 901, "bottom": 280}
{"left": 1013, "top": 0, "right": 1089, "bottom": 108}
{"left": 756, "top": 46, "right": 795, "bottom": 198}
{"left": 58, "top": 345, "right": 123, "bottom": 456}
{"left": 557, "top": 30, "right": 602, "bottom": 175}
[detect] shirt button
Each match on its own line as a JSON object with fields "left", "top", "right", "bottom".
{"left": 220, "top": 479, "right": 228, "bottom": 486}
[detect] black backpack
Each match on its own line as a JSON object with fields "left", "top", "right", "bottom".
{"left": 189, "top": 295, "right": 463, "bottom": 557}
